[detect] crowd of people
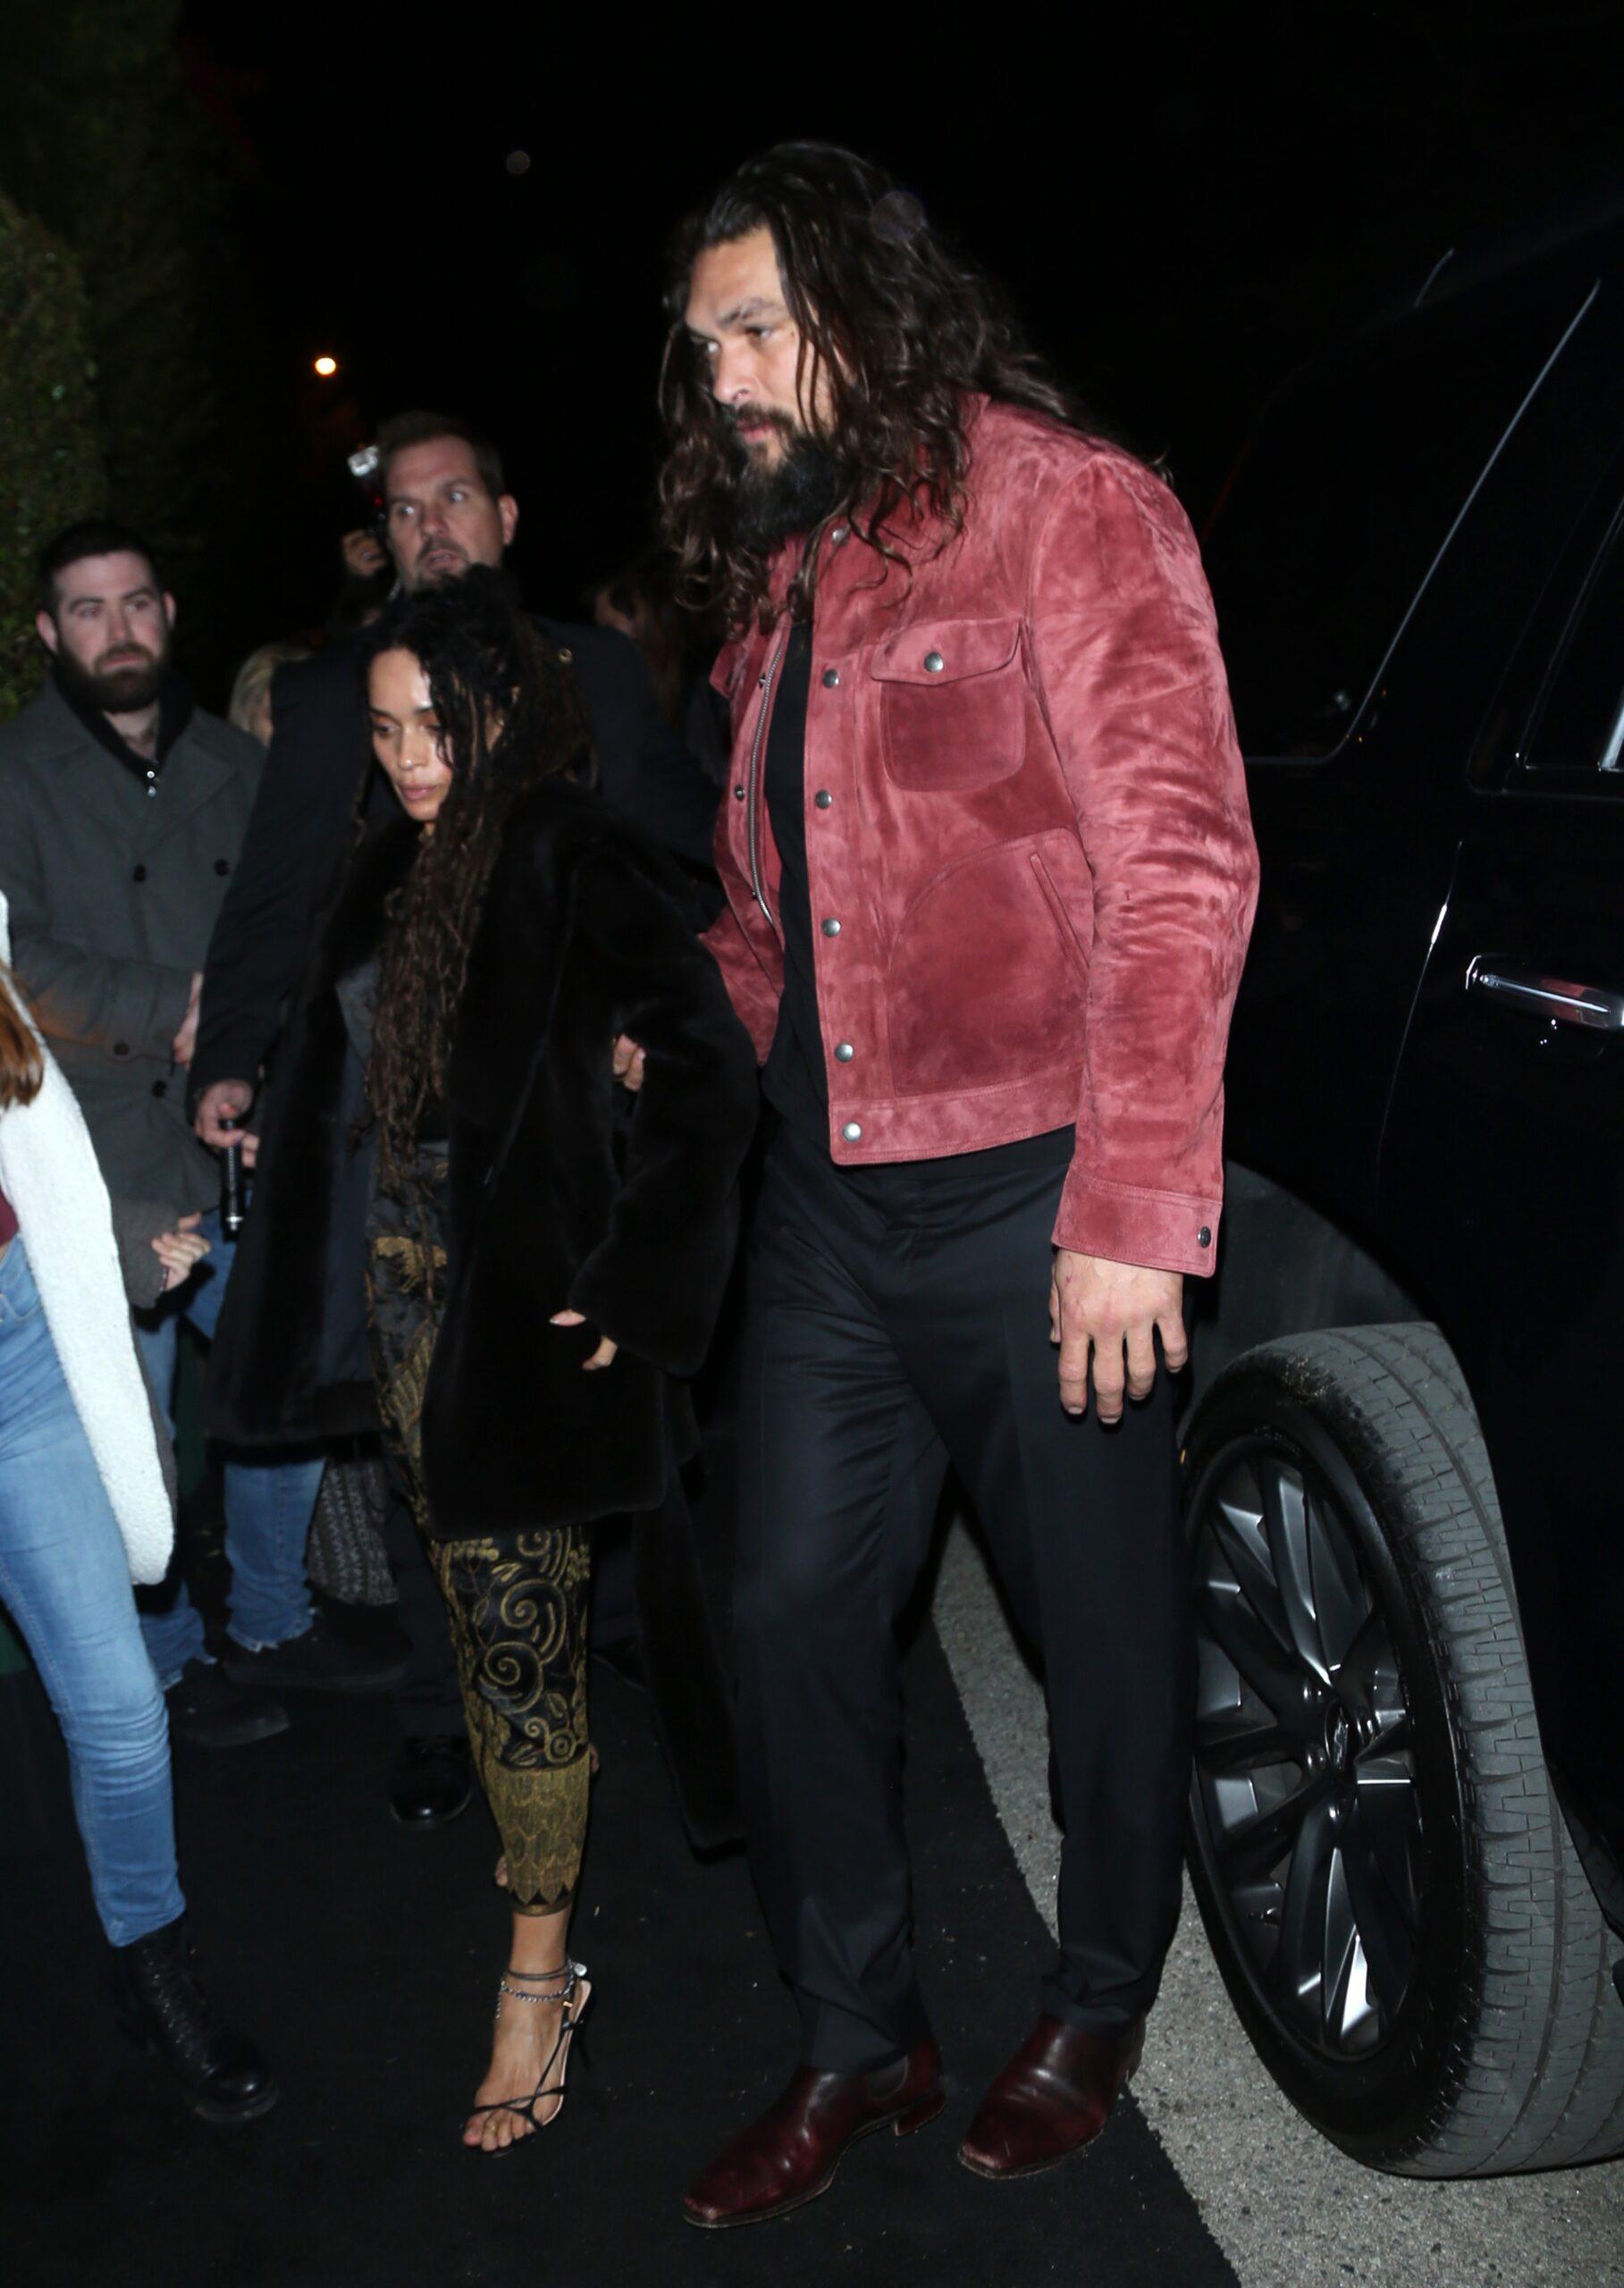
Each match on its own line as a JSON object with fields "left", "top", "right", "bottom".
{"left": 0, "top": 140, "right": 1258, "bottom": 2218}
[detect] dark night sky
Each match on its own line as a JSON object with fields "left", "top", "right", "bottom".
{"left": 178, "top": 2, "right": 1624, "bottom": 649}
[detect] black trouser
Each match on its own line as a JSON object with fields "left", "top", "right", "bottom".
{"left": 736, "top": 1123, "right": 1193, "bottom": 2075}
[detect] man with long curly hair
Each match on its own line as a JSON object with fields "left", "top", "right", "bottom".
{"left": 652, "top": 144, "right": 1260, "bottom": 2224}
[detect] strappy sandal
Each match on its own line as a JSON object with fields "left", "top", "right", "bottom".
{"left": 466, "top": 1959, "right": 592, "bottom": 2154}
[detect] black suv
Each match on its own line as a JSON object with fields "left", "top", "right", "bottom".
{"left": 1186, "top": 216, "right": 1624, "bottom": 2176}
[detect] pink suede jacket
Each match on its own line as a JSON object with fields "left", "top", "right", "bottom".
{"left": 703, "top": 399, "right": 1259, "bottom": 1276}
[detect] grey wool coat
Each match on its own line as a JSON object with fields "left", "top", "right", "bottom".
{"left": 0, "top": 679, "right": 264, "bottom": 1212}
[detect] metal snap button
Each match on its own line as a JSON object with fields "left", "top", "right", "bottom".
{"left": 821, "top": 668, "right": 840, "bottom": 688}
{"left": 814, "top": 790, "right": 832, "bottom": 810}
{"left": 821, "top": 918, "right": 841, "bottom": 937}
{"left": 842, "top": 1121, "right": 862, "bottom": 1141}
{"left": 1198, "top": 1226, "right": 1212, "bottom": 1248}
{"left": 835, "top": 1043, "right": 854, "bottom": 1062}
{"left": 734, "top": 785, "right": 745, "bottom": 800}
{"left": 924, "top": 650, "right": 945, "bottom": 673}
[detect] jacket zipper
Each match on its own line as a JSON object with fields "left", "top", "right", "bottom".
{"left": 745, "top": 621, "right": 790, "bottom": 930}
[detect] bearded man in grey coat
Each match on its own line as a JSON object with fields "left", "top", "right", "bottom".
{"left": 0, "top": 520, "right": 398, "bottom": 1745}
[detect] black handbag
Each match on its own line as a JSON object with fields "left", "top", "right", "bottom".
{"left": 307, "top": 1451, "right": 397, "bottom": 1606}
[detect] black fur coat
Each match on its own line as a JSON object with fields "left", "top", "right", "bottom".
{"left": 206, "top": 780, "right": 759, "bottom": 1538}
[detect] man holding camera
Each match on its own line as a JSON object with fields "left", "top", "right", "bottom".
{"left": 0, "top": 521, "right": 397, "bottom": 1748}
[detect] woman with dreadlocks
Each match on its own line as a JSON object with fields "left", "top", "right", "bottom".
{"left": 207, "top": 567, "right": 757, "bottom": 2152}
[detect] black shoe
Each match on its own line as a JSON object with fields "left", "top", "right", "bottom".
{"left": 112, "top": 1916, "right": 278, "bottom": 2124}
{"left": 389, "top": 1734, "right": 473, "bottom": 1826}
{"left": 592, "top": 1635, "right": 647, "bottom": 1692}
{"left": 221, "top": 1614, "right": 406, "bottom": 1695}
{"left": 165, "top": 1658, "right": 289, "bottom": 1749}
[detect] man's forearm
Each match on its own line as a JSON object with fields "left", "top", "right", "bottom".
{"left": 19, "top": 934, "right": 194, "bottom": 1063}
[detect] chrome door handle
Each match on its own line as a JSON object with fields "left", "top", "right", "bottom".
{"left": 1466, "top": 956, "right": 1624, "bottom": 1030}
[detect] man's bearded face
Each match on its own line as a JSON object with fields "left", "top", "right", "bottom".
{"left": 685, "top": 226, "right": 850, "bottom": 549}
{"left": 724, "top": 405, "right": 848, "bottom": 557}
{"left": 42, "top": 551, "right": 174, "bottom": 713}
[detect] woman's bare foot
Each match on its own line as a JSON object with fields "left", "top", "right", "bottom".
{"left": 462, "top": 1964, "right": 590, "bottom": 2153}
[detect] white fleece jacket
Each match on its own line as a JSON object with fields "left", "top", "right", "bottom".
{"left": 0, "top": 896, "right": 174, "bottom": 1583}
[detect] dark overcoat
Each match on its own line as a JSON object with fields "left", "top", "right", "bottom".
{"left": 207, "top": 778, "right": 757, "bottom": 1536}
{"left": 0, "top": 679, "right": 263, "bottom": 1210}
{"left": 206, "top": 778, "right": 758, "bottom": 1846}
{"left": 189, "top": 619, "right": 722, "bottom": 1109}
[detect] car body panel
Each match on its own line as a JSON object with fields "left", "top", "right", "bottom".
{"left": 1204, "top": 227, "right": 1624, "bottom": 1934}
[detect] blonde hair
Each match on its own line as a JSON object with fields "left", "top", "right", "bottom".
{"left": 229, "top": 640, "right": 313, "bottom": 744}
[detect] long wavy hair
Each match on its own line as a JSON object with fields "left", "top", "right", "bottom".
{"left": 360, "top": 570, "right": 588, "bottom": 1280}
{"left": 0, "top": 967, "right": 44, "bottom": 1111}
{"left": 659, "top": 142, "right": 1095, "bottom": 631}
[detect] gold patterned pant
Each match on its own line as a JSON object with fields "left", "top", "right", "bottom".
{"left": 366, "top": 1165, "right": 592, "bottom": 1912}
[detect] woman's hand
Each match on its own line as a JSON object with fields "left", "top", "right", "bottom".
{"left": 549, "top": 1309, "right": 618, "bottom": 1370}
{"left": 153, "top": 1213, "right": 211, "bottom": 1292}
{"left": 611, "top": 1034, "right": 646, "bottom": 1094}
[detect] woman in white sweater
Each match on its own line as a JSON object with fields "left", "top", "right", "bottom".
{"left": 0, "top": 910, "right": 274, "bottom": 2121}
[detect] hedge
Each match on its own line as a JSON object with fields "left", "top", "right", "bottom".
{"left": 0, "top": 189, "right": 104, "bottom": 725}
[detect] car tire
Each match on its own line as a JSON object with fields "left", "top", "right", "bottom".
{"left": 1182, "top": 1321, "right": 1624, "bottom": 2175}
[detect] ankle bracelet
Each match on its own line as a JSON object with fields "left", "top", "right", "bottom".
{"left": 496, "top": 1958, "right": 585, "bottom": 2006}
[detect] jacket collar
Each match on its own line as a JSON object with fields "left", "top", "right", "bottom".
{"left": 51, "top": 663, "right": 196, "bottom": 784}
{"left": 324, "top": 813, "right": 423, "bottom": 982}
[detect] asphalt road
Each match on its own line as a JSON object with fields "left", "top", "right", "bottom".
{"left": 931, "top": 1518, "right": 1624, "bottom": 2288}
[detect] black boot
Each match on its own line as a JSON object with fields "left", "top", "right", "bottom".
{"left": 112, "top": 1917, "right": 279, "bottom": 2123}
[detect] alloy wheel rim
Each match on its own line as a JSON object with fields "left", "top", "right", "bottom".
{"left": 1189, "top": 1440, "right": 1424, "bottom": 2061}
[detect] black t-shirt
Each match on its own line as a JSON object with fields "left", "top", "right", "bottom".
{"left": 762, "top": 624, "right": 829, "bottom": 1137}
{"left": 761, "top": 618, "right": 1073, "bottom": 1181}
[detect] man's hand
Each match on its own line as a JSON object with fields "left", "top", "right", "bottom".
{"left": 195, "top": 1077, "right": 254, "bottom": 1148}
{"left": 341, "top": 528, "right": 388, "bottom": 581}
{"left": 550, "top": 1308, "right": 618, "bottom": 1371}
{"left": 1050, "top": 1248, "right": 1187, "bottom": 1424}
{"left": 612, "top": 1033, "right": 647, "bottom": 1094}
{"left": 171, "top": 972, "right": 204, "bottom": 1069}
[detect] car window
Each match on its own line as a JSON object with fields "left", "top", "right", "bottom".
{"left": 1521, "top": 512, "right": 1624, "bottom": 777}
{"left": 1205, "top": 276, "right": 1594, "bottom": 761}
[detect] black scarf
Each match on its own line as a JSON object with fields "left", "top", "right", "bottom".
{"left": 53, "top": 664, "right": 197, "bottom": 788}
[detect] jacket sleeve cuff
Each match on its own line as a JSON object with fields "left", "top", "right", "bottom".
{"left": 1052, "top": 1170, "right": 1222, "bottom": 1277}
{"left": 108, "top": 1196, "right": 173, "bottom": 1310}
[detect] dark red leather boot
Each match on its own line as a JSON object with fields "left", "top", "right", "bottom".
{"left": 683, "top": 2040, "right": 946, "bottom": 2227}
{"left": 959, "top": 2014, "right": 1144, "bottom": 2178}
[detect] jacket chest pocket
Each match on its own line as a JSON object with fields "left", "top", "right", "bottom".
{"left": 868, "top": 617, "right": 1024, "bottom": 792}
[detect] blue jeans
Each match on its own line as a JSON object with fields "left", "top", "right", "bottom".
{"left": 134, "top": 1207, "right": 324, "bottom": 1685}
{"left": 0, "top": 1237, "right": 185, "bottom": 1947}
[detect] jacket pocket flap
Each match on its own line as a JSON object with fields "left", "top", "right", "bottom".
{"left": 868, "top": 617, "right": 1021, "bottom": 686}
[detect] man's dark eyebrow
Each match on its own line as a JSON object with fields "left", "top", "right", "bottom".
{"left": 386, "top": 473, "right": 477, "bottom": 505}
{"left": 716, "top": 295, "right": 786, "bottom": 329}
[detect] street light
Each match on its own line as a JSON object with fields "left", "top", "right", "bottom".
{"left": 314, "top": 355, "right": 338, "bottom": 378}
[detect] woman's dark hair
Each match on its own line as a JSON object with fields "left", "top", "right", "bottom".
{"left": 590, "top": 546, "right": 711, "bottom": 729}
{"left": 359, "top": 568, "right": 588, "bottom": 1264}
{"left": 659, "top": 141, "right": 1094, "bottom": 631}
